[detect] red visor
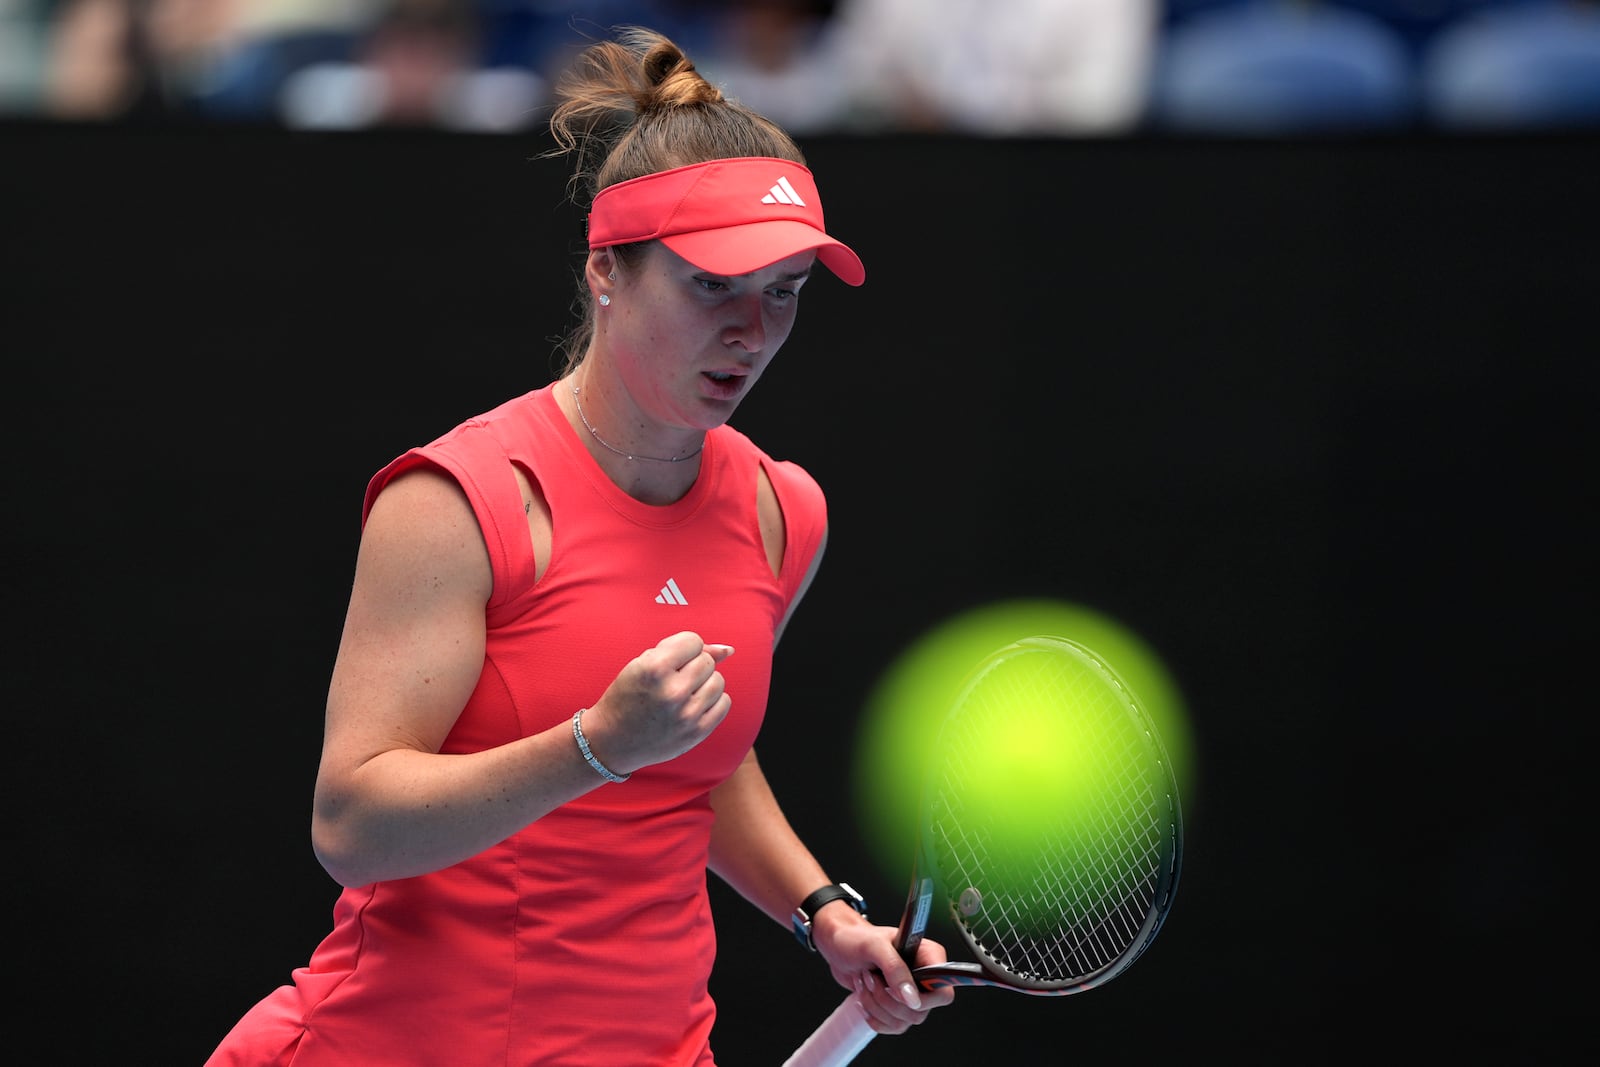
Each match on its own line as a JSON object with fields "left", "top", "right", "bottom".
{"left": 587, "top": 158, "right": 864, "bottom": 286}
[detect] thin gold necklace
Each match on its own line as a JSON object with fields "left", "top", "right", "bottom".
{"left": 572, "top": 385, "right": 704, "bottom": 463}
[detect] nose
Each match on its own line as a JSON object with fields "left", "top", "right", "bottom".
{"left": 722, "top": 293, "right": 767, "bottom": 353}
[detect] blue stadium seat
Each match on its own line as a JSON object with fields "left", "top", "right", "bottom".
{"left": 1421, "top": 1, "right": 1600, "bottom": 128}
{"left": 1149, "top": 1, "right": 1419, "bottom": 133}
{"left": 1160, "top": 0, "right": 1256, "bottom": 26}
{"left": 1320, "top": 2, "right": 1543, "bottom": 54}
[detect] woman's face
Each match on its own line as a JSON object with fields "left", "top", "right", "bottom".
{"left": 602, "top": 243, "right": 817, "bottom": 433}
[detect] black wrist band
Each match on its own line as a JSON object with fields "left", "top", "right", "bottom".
{"left": 791, "top": 882, "right": 868, "bottom": 952}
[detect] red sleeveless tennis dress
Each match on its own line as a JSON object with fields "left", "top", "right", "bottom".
{"left": 206, "top": 383, "right": 826, "bottom": 1066}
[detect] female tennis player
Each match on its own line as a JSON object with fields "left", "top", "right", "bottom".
{"left": 204, "top": 24, "right": 953, "bottom": 1066}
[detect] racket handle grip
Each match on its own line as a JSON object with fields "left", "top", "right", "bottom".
{"left": 783, "top": 994, "right": 877, "bottom": 1067}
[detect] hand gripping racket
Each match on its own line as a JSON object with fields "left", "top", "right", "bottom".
{"left": 784, "top": 635, "right": 1184, "bottom": 1066}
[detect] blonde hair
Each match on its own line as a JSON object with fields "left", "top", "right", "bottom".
{"left": 545, "top": 27, "right": 807, "bottom": 372}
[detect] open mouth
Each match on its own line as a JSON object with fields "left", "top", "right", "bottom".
{"left": 702, "top": 370, "right": 746, "bottom": 398}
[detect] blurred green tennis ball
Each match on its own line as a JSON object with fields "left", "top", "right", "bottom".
{"left": 852, "top": 599, "right": 1193, "bottom": 888}
{"left": 945, "top": 646, "right": 1099, "bottom": 855}
{"left": 939, "top": 638, "right": 1168, "bottom": 929}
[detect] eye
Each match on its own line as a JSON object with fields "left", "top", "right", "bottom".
{"left": 696, "top": 277, "right": 731, "bottom": 293}
{"left": 768, "top": 276, "right": 809, "bottom": 302}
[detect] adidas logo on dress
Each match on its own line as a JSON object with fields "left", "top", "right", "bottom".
{"left": 655, "top": 578, "right": 688, "bottom": 605}
{"left": 761, "top": 177, "right": 806, "bottom": 206}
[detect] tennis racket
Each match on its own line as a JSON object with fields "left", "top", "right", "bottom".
{"left": 784, "top": 635, "right": 1184, "bottom": 1066}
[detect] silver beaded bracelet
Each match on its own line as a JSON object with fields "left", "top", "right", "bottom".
{"left": 572, "top": 708, "right": 630, "bottom": 783}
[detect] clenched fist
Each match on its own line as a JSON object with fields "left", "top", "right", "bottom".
{"left": 578, "top": 632, "right": 736, "bottom": 775}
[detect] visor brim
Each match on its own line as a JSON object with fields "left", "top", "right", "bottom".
{"left": 661, "top": 221, "right": 865, "bottom": 287}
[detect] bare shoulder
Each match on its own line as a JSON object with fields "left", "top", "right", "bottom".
{"left": 359, "top": 466, "right": 492, "bottom": 602}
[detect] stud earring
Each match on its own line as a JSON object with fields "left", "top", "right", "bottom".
{"left": 598, "top": 293, "right": 611, "bottom": 306}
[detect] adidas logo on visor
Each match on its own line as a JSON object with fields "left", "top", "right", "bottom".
{"left": 761, "top": 176, "right": 807, "bottom": 207}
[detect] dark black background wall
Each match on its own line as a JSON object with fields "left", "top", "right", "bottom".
{"left": 4, "top": 123, "right": 1592, "bottom": 1064}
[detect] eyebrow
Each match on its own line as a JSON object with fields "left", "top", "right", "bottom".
{"left": 697, "top": 266, "right": 813, "bottom": 283}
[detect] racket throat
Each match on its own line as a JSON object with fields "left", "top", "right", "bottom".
{"left": 895, "top": 875, "right": 936, "bottom": 958}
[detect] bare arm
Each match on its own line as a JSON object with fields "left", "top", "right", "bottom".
{"left": 708, "top": 516, "right": 951, "bottom": 1032}
{"left": 709, "top": 752, "right": 953, "bottom": 1032}
{"left": 707, "top": 750, "right": 833, "bottom": 925}
{"left": 311, "top": 468, "right": 735, "bottom": 887}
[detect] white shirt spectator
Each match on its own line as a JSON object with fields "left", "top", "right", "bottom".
{"left": 830, "top": 0, "right": 1157, "bottom": 135}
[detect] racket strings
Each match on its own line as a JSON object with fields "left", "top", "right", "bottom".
{"left": 927, "top": 646, "right": 1176, "bottom": 988}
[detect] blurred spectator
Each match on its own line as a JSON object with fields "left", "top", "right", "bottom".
{"left": 38, "top": 0, "right": 141, "bottom": 119}
{"left": 1, "top": 0, "right": 48, "bottom": 114}
{"left": 191, "top": 1, "right": 376, "bottom": 121}
{"left": 143, "top": 0, "right": 257, "bottom": 114}
{"left": 827, "top": 0, "right": 1158, "bottom": 134}
{"left": 691, "top": 0, "right": 860, "bottom": 134}
{"left": 278, "top": 0, "right": 543, "bottom": 130}
{"left": 9, "top": 0, "right": 1600, "bottom": 135}
{"left": 34, "top": 0, "right": 342, "bottom": 122}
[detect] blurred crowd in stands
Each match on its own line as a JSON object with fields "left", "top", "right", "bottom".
{"left": 2, "top": 0, "right": 1598, "bottom": 136}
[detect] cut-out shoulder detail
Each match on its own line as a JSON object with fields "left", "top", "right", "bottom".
{"left": 756, "top": 464, "right": 785, "bottom": 580}
{"left": 513, "top": 463, "right": 553, "bottom": 583}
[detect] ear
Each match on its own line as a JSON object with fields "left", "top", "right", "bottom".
{"left": 586, "top": 250, "right": 616, "bottom": 296}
